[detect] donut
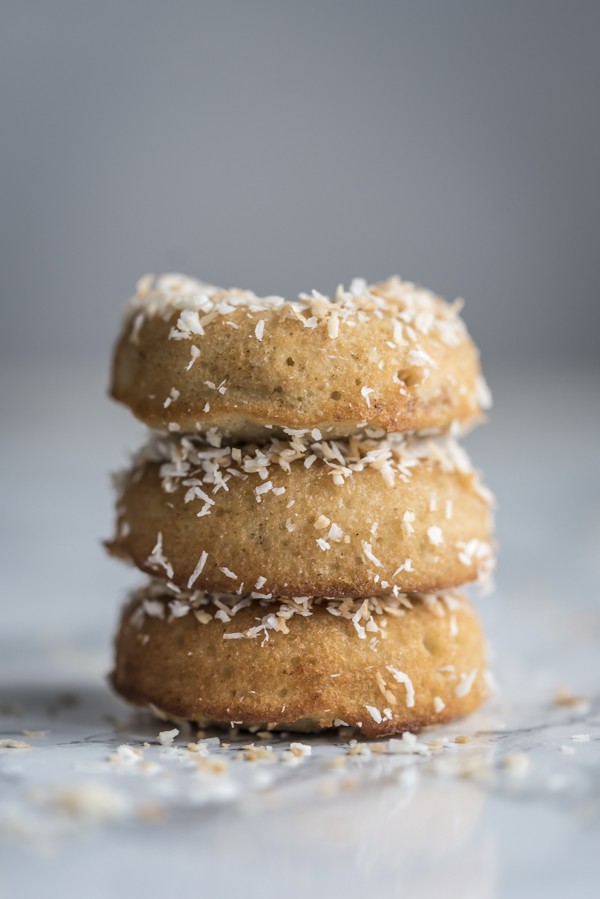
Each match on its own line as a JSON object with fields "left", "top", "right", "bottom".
{"left": 111, "top": 582, "right": 488, "bottom": 737}
{"left": 110, "top": 273, "right": 491, "bottom": 440}
{"left": 107, "top": 431, "right": 495, "bottom": 597}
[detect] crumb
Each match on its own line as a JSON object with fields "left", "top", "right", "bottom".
{"left": 501, "top": 752, "right": 530, "bottom": 775}
{"left": 554, "top": 687, "right": 588, "bottom": 707}
{"left": 0, "top": 739, "right": 32, "bottom": 750}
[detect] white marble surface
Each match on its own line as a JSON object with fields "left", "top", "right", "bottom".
{"left": 1, "top": 361, "right": 599, "bottom": 898}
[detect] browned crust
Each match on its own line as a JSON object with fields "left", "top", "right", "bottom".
{"left": 110, "top": 305, "right": 484, "bottom": 440}
{"left": 108, "top": 456, "right": 493, "bottom": 597}
{"left": 111, "top": 589, "right": 488, "bottom": 738}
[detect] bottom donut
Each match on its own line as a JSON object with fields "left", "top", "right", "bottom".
{"left": 111, "top": 583, "right": 488, "bottom": 737}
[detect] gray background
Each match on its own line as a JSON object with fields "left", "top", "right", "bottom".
{"left": 1, "top": 0, "right": 600, "bottom": 366}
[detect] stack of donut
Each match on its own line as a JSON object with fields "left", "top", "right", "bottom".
{"left": 107, "top": 274, "right": 495, "bottom": 737}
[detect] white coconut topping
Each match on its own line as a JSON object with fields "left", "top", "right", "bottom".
{"left": 402, "top": 510, "right": 415, "bottom": 535}
{"left": 427, "top": 526, "right": 443, "bottom": 546}
{"left": 361, "top": 386, "right": 374, "bottom": 407}
{"left": 125, "top": 276, "right": 471, "bottom": 366}
{"left": 362, "top": 542, "right": 383, "bottom": 568}
{"left": 366, "top": 705, "right": 383, "bottom": 724}
{"left": 186, "top": 345, "right": 201, "bottom": 370}
{"left": 455, "top": 669, "right": 478, "bottom": 697}
{"left": 385, "top": 666, "right": 416, "bottom": 707}
{"left": 128, "top": 581, "right": 467, "bottom": 647}
{"left": 147, "top": 532, "right": 174, "bottom": 580}
{"left": 187, "top": 550, "right": 208, "bottom": 589}
{"left": 128, "top": 431, "right": 491, "bottom": 519}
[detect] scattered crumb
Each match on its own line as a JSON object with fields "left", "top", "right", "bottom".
{"left": 136, "top": 801, "right": 168, "bottom": 823}
{"left": 51, "top": 783, "right": 126, "bottom": 820}
{"left": 554, "top": 687, "right": 589, "bottom": 707}
{"left": 501, "top": 752, "right": 531, "bottom": 776}
{"left": 0, "top": 739, "right": 32, "bottom": 750}
{"left": 108, "top": 744, "right": 144, "bottom": 764}
{"left": 158, "top": 728, "right": 179, "bottom": 746}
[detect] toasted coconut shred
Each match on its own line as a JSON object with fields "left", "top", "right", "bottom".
{"left": 127, "top": 272, "right": 477, "bottom": 353}
{"left": 131, "top": 428, "right": 490, "bottom": 496}
{"left": 128, "top": 580, "right": 466, "bottom": 646}
{"left": 124, "top": 273, "right": 492, "bottom": 421}
{"left": 118, "top": 429, "right": 495, "bottom": 585}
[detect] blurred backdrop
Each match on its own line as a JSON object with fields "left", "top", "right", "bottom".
{"left": 2, "top": 0, "right": 600, "bottom": 366}
{"left": 1, "top": 1, "right": 599, "bottom": 644}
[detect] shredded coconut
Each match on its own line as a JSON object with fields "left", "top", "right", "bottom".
{"left": 427, "top": 526, "right": 443, "bottom": 545}
{"left": 187, "top": 550, "right": 208, "bottom": 589}
{"left": 455, "top": 669, "right": 478, "bottom": 697}
{"left": 128, "top": 581, "right": 464, "bottom": 645}
{"left": 385, "top": 666, "right": 415, "bottom": 707}
{"left": 361, "top": 386, "right": 374, "bottom": 408}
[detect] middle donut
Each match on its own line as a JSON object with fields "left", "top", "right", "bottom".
{"left": 108, "top": 432, "right": 495, "bottom": 598}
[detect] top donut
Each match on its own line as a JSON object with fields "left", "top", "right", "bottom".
{"left": 110, "top": 273, "right": 490, "bottom": 440}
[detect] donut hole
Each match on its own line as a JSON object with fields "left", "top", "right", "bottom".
{"left": 286, "top": 357, "right": 295, "bottom": 367}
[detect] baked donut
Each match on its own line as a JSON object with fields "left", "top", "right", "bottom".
{"left": 111, "top": 582, "right": 488, "bottom": 737}
{"left": 110, "top": 273, "right": 491, "bottom": 441}
{"left": 107, "top": 431, "right": 495, "bottom": 597}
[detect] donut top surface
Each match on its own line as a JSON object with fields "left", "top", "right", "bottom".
{"left": 126, "top": 428, "right": 494, "bottom": 500}
{"left": 111, "top": 273, "right": 491, "bottom": 439}
{"left": 126, "top": 578, "right": 470, "bottom": 643}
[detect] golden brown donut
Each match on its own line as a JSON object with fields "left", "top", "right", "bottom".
{"left": 111, "top": 582, "right": 488, "bottom": 737}
{"left": 110, "top": 273, "right": 491, "bottom": 440}
{"left": 107, "top": 432, "right": 495, "bottom": 597}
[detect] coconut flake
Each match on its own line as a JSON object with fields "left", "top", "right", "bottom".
{"left": 386, "top": 666, "right": 415, "bottom": 707}
{"left": 187, "top": 550, "right": 208, "bottom": 589}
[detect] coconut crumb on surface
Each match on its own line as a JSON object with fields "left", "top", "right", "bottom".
{"left": 502, "top": 752, "right": 531, "bottom": 775}
{"left": 554, "top": 687, "right": 589, "bottom": 707}
{"left": 158, "top": 728, "right": 179, "bottom": 746}
{"left": 560, "top": 744, "right": 576, "bottom": 755}
{"left": 0, "top": 739, "right": 32, "bottom": 750}
{"left": 49, "top": 784, "right": 127, "bottom": 820}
